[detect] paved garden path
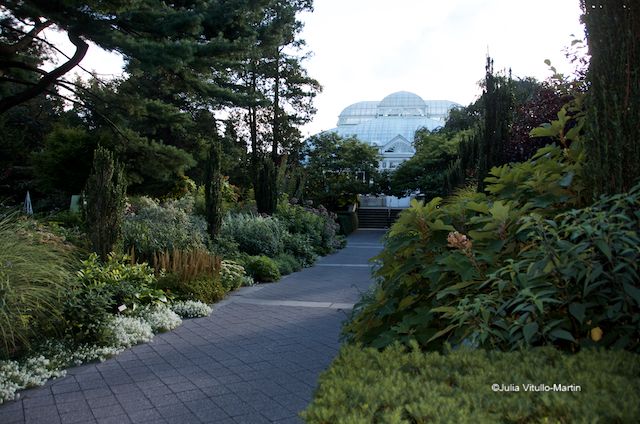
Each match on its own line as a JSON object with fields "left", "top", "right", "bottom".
{"left": 0, "top": 230, "right": 385, "bottom": 424}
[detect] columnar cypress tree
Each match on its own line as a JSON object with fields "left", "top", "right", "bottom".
{"left": 477, "top": 57, "right": 513, "bottom": 192}
{"left": 204, "top": 138, "right": 222, "bottom": 238}
{"left": 83, "top": 146, "right": 126, "bottom": 261}
{"left": 255, "top": 156, "right": 277, "bottom": 214}
{"left": 582, "top": 0, "right": 640, "bottom": 195}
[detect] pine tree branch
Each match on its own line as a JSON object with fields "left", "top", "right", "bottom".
{"left": 0, "top": 31, "right": 88, "bottom": 114}
{"left": 0, "top": 18, "right": 53, "bottom": 56}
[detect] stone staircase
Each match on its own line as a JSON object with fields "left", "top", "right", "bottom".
{"left": 357, "top": 208, "right": 402, "bottom": 229}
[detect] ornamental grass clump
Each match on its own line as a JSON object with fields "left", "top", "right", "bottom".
{"left": 152, "top": 248, "right": 220, "bottom": 282}
{"left": 0, "top": 214, "right": 74, "bottom": 358}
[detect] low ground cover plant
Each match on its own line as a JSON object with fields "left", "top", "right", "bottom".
{"left": 302, "top": 343, "right": 640, "bottom": 423}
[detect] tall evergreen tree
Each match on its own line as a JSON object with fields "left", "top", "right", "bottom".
{"left": 581, "top": 0, "right": 640, "bottom": 195}
{"left": 204, "top": 131, "right": 223, "bottom": 238}
{"left": 83, "top": 146, "right": 126, "bottom": 261}
{"left": 477, "top": 57, "right": 513, "bottom": 192}
{"left": 240, "top": 0, "right": 319, "bottom": 214}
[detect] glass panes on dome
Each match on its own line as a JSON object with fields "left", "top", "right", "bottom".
{"left": 323, "top": 91, "right": 461, "bottom": 170}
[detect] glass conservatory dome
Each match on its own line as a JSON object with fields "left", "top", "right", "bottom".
{"left": 337, "top": 101, "right": 379, "bottom": 126}
{"left": 317, "top": 91, "right": 461, "bottom": 207}
{"left": 321, "top": 91, "right": 460, "bottom": 173}
{"left": 377, "top": 91, "right": 427, "bottom": 117}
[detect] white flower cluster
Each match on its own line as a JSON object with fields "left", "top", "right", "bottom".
{"left": 136, "top": 304, "right": 182, "bottom": 333}
{"left": 1, "top": 301, "right": 192, "bottom": 404}
{"left": 44, "top": 341, "right": 124, "bottom": 367}
{"left": 0, "top": 356, "right": 66, "bottom": 404}
{"left": 171, "top": 300, "right": 212, "bottom": 318}
{"left": 108, "top": 315, "right": 154, "bottom": 348}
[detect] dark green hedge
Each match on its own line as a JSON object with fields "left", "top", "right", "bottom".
{"left": 302, "top": 344, "right": 640, "bottom": 423}
{"left": 336, "top": 211, "right": 358, "bottom": 235}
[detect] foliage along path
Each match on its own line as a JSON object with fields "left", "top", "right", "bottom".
{"left": 0, "top": 230, "right": 385, "bottom": 424}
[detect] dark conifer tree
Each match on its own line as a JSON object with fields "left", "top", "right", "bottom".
{"left": 83, "top": 146, "right": 126, "bottom": 261}
{"left": 582, "top": 0, "right": 640, "bottom": 195}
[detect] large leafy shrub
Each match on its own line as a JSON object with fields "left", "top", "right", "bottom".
{"left": 442, "top": 182, "right": 640, "bottom": 351}
{"left": 123, "top": 196, "right": 209, "bottom": 260}
{"left": 282, "top": 232, "right": 317, "bottom": 267}
{"left": 346, "top": 99, "right": 640, "bottom": 353}
{"left": 276, "top": 201, "right": 324, "bottom": 247}
{"left": 63, "top": 254, "right": 166, "bottom": 344}
{"left": 302, "top": 343, "right": 640, "bottom": 423}
{"left": 220, "top": 213, "right": 284, "bottom": 257}
{"left": 0, "top": 215, "right": 73, "bottom": 358}
{"left": 344, "top": 122, "right": 587, "bottom": 350}
{"left": 276, "top": 199, "right": 343, "bottom": 255}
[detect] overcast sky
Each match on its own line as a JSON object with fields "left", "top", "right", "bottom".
{"left": 297, "top": 0, "right": 585, "bottom": 136}
{"left": 49, "top": 0, "right": 585, "bottom": 137}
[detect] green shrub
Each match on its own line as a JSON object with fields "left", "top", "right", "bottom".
{"left": 220, "top": 259, "right": 250, "bottom": 291}
{"left": 344, "top": 131, "right": 587, "bottom": 350}
{"left": 443, "top": 181, "right": 640, "bottom": 351}
{"left": 243, "top": 255, "right": 281, "bottom": 283}
{"left": 336, "top": 211, "right": 358, "bottom": 235}
{"left": 154, "top": 273, "right": 225, "bottom": 304}
{"left": 274, "top": 253, "right": 302, "bottom": 276}
{"left": 302, "top": 344, "right": 640, "bottom": 423}
{"left": 123, "top": 196, "right": 209, "bottom": 261}
{"left": 282, "top": 232, "right": 317, "bottom": 267}
{"left": 0, "top": 215, "right": 73, "bottom": 358}
{"left": 220, "top": 213, "right": 284, "bottom": 257}
{"left": 209, "top": 234, "right": 241, "bottom": 259}
{"left": 63, "top": 253, "right": 167, "bottom": 345}
{"left": 276, "top": 200, "right": 342, "bottom": 255}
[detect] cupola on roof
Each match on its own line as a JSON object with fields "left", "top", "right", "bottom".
{"left": 378, "top": 91, "right": 426, "bottom": 109}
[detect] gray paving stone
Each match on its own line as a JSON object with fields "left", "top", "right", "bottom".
{"left": 55, "top": 400, "right": 89, "bottom": 414}
{"left": 96, "top": 414, "right": 132, "bottom": 424}
{"left": 126, "top": 407, "right": 164, "bottom": 422}
{"left": 22, "top": 395, "right": 55, "bottom": 408}
{"left": 156, "top": 403, "right": 194, "bottom": 418}
{"left": 90, "top": 403, "right": 126, "bottom": 418}
{"left": 58, "top": 408, "right": 95, "bottom": 424}
{"left": 176, "top": 389, "right": 208, "bottom": 402}
{"left": 233, "top": 412, "right": 273, "bottom": 424}
{"left": 86, "top": 395, "right": 119, "bottom": 409}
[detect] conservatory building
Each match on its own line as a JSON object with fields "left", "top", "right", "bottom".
{"left": 326, "top": 91, "right": 460, "bottom": 207}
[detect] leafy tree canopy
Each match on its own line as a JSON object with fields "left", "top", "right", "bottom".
{"left": 302, "top": 132, "right": 380, "bottom": 210}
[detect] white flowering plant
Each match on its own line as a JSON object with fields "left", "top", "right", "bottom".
{"left": 171, "top": 300, "right": 212, "bottom": 318}
{"left": 135, "top": 304, "right": 182, "bottom": 333}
